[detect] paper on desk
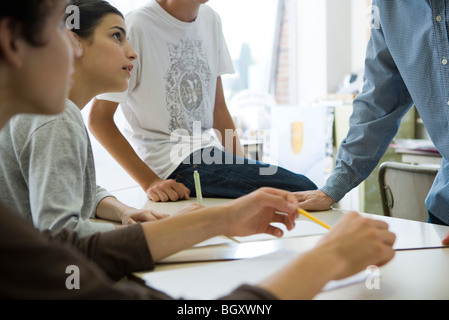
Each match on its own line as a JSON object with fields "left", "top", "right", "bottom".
{"left": 231, "top": 220, "right": 329, "bottom": 243}
{"left": 159, "top": 240, "right": 284, "bottom": 264}
{"left": 145, "top": 250, "right": 297, "bottom": 299}
{"left": 191, "top": 220, "right": 329, "bottom": 247}
{"left": 193, "top": 236, "right": 235, "bottom": 248}
{"left": 322, "top": 270, "right": 377, "bottom": 292}
{"left": 159, "top": 220, "right": 329, "bottom": 264}
{"left": 144, "top": 250, "right": 375, "bottom": 300}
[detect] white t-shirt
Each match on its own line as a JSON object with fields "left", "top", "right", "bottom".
{"left": 97, "top": 0, "right": 234, "bottom": 179}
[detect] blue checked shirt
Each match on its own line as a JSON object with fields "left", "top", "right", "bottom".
{"left": 321, "top": 0, "right": 449, "bottom": 224}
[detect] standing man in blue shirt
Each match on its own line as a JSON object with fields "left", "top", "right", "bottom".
{"left": 295, "top": 0, "right": 449, "bottom": 241}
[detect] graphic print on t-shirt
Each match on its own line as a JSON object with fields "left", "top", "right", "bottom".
{"left": 165, "top": 39, "right": 211, "bottom": 133}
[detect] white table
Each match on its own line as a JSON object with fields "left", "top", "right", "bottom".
{"left": 136, "top": 197, "right": 449, "bottom": 300}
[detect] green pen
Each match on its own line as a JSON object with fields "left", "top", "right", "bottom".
{"left": 193, "top": 170, "right": 203, "bottom": 205}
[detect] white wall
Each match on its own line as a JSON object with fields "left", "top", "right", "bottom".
{"left": 293, "top": 0, "right": 369, "bottom": 103}
{"left": 295, "top": 0, "right": 328, "bottom": 104}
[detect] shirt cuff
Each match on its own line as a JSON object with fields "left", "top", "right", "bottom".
{"left": 320, "top": 173, "right": 355, "bottom": 204}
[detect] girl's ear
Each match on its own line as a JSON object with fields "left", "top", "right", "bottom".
{"left": 70, "top": 32, "right": 84, "bottom": 58}
{"left": 0, "top": 18, "right": 24, "bottom": 68}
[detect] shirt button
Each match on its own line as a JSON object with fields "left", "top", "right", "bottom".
{"left": 442, "top": 58, "right": 448, "bottom": 65}
{"left": 436, "top": 15, "right": 443, "bottom": 22}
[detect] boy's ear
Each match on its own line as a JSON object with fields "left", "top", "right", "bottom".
{"left": 0, "top": 18, "right": 24, "bottom": 68}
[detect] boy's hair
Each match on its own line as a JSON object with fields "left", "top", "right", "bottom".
{"left": 67, "top": 0, "right": 124, "bottom": 39}
{"left": 0, "top": 0, "right": 62, "bottom": 47}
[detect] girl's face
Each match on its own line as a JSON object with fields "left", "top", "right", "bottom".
{"left": 77, "top": 14, "right": 137, "bottom": 93}
{"left": 16, "top": 2, "right": 77, "bottom": 115}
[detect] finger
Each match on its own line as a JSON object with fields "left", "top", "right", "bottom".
{"left": 167, "top": 181, "right": 191, "bottom": 200}
{"left": 258, "top": 189, "right": 298, "bottom": 214}
{"left": 443, "top": 231, "right": 449, "bottom": 246}
{"left": 376, "top": 245, "right": 396, "bottom": 267}
{"left": 155, "top": 211, "right": 170, "bottom": 219}
{"left": 355, "top": 216, "right": 396, "bottom": 246}
{"left": 261, "top": 187, "right": 296, "bottom": 200}
{"left": 142, "top": 212, "right": 160, "bottom": 221}
{"left": 294, "top": 192, "right": 310, "bottom": 202}
{"left": 367, "top": 218, "right": 389, "bottom": 230}
{"left": 164, "top": 187, "right": 180, "bottom": 201}
{"left": 271, "top": 212, "right": 295, "bottom": 230}
{"left": 285, "top": 192, "right": 300, "bottom": 209}
{"left": 300, "top": 198, "right": 332, "bottom": 211}
{"left": 172, "top": 182, "right": 190, "bottom": 200}
{"left": 378, "top": 229, "right": 396, "bottom": 246}
{"left": 295, "top": 191, "right": 334, "bottom": 211}
{"left": 155, "top": 189, "right": 169, "bottom": 202}
{"left": 264, "top": 225, "right": 284, "bottom": 238}
{"left": 147, "top": 190, "right": 160, "bottom": 202}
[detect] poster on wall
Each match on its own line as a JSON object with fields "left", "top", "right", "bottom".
{"left": 264, "top": 104, "right": 334, "bottom": 188}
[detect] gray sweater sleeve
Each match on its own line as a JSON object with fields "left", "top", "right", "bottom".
{"left": 95, "top": 184, "right": 114, "bottom": 210}
{"left": 20, "top": 117, "right": 115, "bottom": 236}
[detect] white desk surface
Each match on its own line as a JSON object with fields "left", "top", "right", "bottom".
{"left": 144, "top": 197, "right": 449, "bottom": 251}
{"left": 136, "top": 197, "right": 449, "bottom": 300}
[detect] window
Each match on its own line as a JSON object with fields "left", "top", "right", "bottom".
{"left": 208, "top": 0, "right": 279, "bottom": 102}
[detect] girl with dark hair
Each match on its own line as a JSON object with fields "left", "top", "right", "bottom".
{"left": 67, "top": 0, "right": 124, "bottom": 36}
{"left": 0, "top": 0, "right": 169, "bottom": 236}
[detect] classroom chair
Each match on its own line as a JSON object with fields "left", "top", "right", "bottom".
{"left": 378, "top": 161, "right": 440, "bottom": 222}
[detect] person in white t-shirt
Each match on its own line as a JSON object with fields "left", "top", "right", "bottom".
{"left": 90, "top": 0, "right": 317, "bottom": 202}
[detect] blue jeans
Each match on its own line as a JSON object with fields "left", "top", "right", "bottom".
{"left": 168, "top": 147, "right": 318, "bottom": 199}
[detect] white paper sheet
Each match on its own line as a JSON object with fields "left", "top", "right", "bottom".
{"left": 231, "top": 220, "right": 329, "bottom": 243}
{"left": 145, "top": 250, "right": 372, "bottom": 299}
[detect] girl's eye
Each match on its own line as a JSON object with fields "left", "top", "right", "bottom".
{"left": 113, "top": 33, "right": 121, "bottom": 42}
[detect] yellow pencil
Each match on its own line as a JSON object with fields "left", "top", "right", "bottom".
{"left": 297, "top": 208, "right": 331, "bottom": 230}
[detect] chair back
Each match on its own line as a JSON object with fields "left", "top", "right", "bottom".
{"left": 378, "top": 162, "right": 439, "bottom": 221}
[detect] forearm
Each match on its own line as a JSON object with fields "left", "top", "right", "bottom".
{"left": 46, "top": 223, "right": 153, "bottom": 281}
{"left": 95, "top": 196, "right": 128, "bottom": 222}
{"left": 213, "top": 113, "right": 244, "bottom": 156}
{"left": 141, "top": 206, "right": 226, "bottom": 262}
{"left": 89, "top": 106, "right": 160, "bottom": 191}
{"left": 257, "top": 247, "right": 343, "bottom": 300}
{"left": 213, "top": 77, "right": 244, "bottom": 157}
